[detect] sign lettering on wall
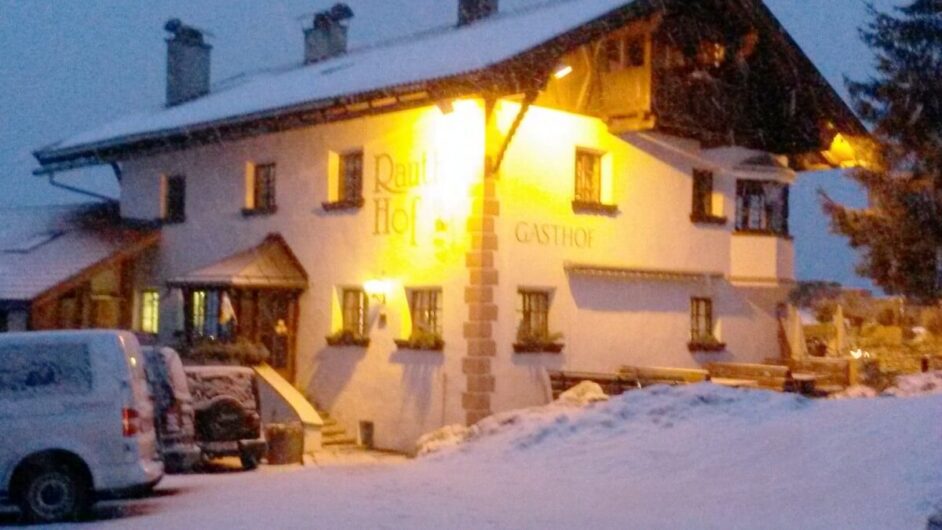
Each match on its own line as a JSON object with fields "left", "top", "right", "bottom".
{"left": 372, "top": 152, "right": 439, "bottom": 246}
{"left": 515, "top": 222, "right": 594, "bottom": 249}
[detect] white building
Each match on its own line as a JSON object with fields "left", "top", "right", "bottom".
{"left": 32, "top": 0, "right": 864, "bottom": 451}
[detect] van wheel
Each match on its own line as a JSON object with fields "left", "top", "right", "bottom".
{"left": 18, "top": 465, "right": 90, "bottom": 523}
{"left": 240, "top": 451, "right": 259, "bottom": 471}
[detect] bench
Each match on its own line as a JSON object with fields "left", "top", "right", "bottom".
{"left": 706, "top": 362, "right": 792, "bottom": 391}
{"left": 621, "top": 365, "right": 710, "bottom": 387}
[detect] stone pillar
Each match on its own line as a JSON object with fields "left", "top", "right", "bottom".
{"left": 462, "top": 99, "right": 501, "bottom": 426}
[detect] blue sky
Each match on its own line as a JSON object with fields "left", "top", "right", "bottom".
{"left": 0, "top": 0, "right": 894, "bottom": 289}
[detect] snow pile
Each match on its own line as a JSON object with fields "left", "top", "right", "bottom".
{"left": 417, "top": 380, "right": 610, "bottom": 456}
{"left": 555, "top": 380, "right": 609, "bottom": 406}
{"left": 830, "top": 384, "right": 880, "bottom": 399}
{"left": 884, "top": 371, "right": 942, "bottom": 397}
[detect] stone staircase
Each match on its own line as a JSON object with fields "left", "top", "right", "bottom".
{"left": 316, "top": 408, "right": 358, "bottom": 448}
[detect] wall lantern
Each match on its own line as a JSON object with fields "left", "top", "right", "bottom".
{"left": 553, "top": 63, "right": 573, "bottom": 80}
{"left": 364, "top": 278, "right": 393, "bottom": 305}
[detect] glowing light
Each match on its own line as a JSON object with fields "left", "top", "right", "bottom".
{"left": 850, "top": 348, "right": 870, "bottom": 360}
{"left": 364, "top": 278, "right": 393, "bottom": 304}
{"left": 553, "top": 64, "right": 573, "bottom": 79}
{"left": 822, "top": 133, "right": 858, "bottom": 168}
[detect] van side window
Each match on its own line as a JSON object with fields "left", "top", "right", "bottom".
{"left": 0, "top": 343, "right": 92, "bottom": 399}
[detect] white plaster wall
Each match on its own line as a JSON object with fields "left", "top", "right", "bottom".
{"left": 120, "top": 98, "right": 797, "bottom": 451}
{"left": 123, "top": 102, "right": 483, "bottom": 452}
{"left": 490, "top": 102, "right": 793, "bottom": 413}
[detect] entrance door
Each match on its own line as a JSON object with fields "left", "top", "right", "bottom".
{"left": 256, "top": 292, "right": 299, "bottom": 383}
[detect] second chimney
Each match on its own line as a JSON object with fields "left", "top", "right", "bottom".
{"left": 458, "top": 0, "right": 498, "bottom": 26}
{"left": 305, "top": 3, "right": 354, "bottom": 64}
{"left": 164, "top": 19, "right": 211, "bottom": 107}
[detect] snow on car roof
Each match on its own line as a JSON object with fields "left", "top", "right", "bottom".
{"left": 42, "top": 0, "right": 632, "bottom": 155}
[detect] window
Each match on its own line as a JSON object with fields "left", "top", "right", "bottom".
{"left": 690, "top": 298, "right": 714, "bottom": 343}
{"left": 691, "top": 169, "right": 725, "bottom": 224}
{"left": 735, "top": 180, "right": 789, "bottom": 236}
{"left": 408, "top": 289, "right": 442, "bottom": 336}
{"left": 603, "top": 36, "right": 646, "bottom": 72}
{"left": 191, "top": 290, "right": 219, "bottom": 339}
{"left": 165, "top": 175, "right": 186, "bottom": 224}
{"left": 341, "top": 288, "right": 368, "bottom": 336}
{"left": 0, "top": 311, "right": 7, "bottom": 333}
{"left": 139, "top": 290, "right": 160, "bottom": 334}
{"left": 518, "top": 290, "right": 550, "bottom": 340}
{"left": 245, "top": 163, "right": 277, "bottom": 215}
{"left": 0, "top": 342, "right": 92, "bottom": 399}
{"left": 574, "top": 149, "right": 602, "bottom": 204}
{"left": 340, "top": 151, "right": 364, "bottom": 203}
{"left": 324, "top": 150, "right": 364, "bottom": 211}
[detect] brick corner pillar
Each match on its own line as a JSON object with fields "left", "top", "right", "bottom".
{"left": 462, "top": 98, "right": 502, "bottom": 426}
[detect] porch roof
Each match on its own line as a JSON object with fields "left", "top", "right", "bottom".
{"left": 168, "top": 234, "right": 308, "bottom": 290}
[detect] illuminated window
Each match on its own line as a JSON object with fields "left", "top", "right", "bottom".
{"left": 574, "top": 149, "right": 602, "bottom": 204}
{"left": 409, "top": 289, "right": 442, "bottom": 336}
{"left": 246, "top": 163, "right": 277, "bottom": 215}
{"left": 164, "top": 175, "right": 186, "bottom": 224}
{"left": 735, "top": 180, "right": 789, "bottom": 236}
{"left": 339, "top": 151, "right": 364, "bottom": 203}
{"left": 690, "top": 298, "right": 714, "bottom": 343}
{"left": 139, "top": 290, "right": 160, "bottom": 334}
{"left": 191, "top": 291, "right": 212, "bottom": 336}
{"left": 342, "top": 288, "right": 368, "bottom": 336}
{"left": 518, "top": 290, "right": 550, "bottom": 340}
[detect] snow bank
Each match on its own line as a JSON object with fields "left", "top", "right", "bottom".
{"left": 884, "top": 371, "right": 942, "bottom": 397}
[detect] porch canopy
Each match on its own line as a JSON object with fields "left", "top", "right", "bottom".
{"left": 168, "top": 234, "right": 307, "bottom": 290}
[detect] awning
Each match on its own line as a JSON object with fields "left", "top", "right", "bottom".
{"left": 168, "top": 233, "right": 308, "bottom": 290}
{"left": 564, "top": 262, "right": 724, "bottom": 283}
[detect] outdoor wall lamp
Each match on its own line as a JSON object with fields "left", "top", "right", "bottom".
{"left": 553, "top": 63, "right": 573, "bottom": 79}
{"left": 364, "top": 278, "right": 392, "bottom": 306}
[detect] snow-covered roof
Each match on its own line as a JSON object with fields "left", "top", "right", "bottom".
{"left": 39, "top": 0, "right": 634, "bottom": 162}
{"left": 0, "top": 204, "right": 159, "bottom": 302}
{"left": 168, "top": 233, "right": 308, "bottom": 290}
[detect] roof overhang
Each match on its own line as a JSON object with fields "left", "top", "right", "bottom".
{"left": 168, "top": 233, "right": 308, "bottom": 291}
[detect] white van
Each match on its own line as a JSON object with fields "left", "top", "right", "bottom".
{"left": 0, "top": 330, "right": 163, "bottom": 523}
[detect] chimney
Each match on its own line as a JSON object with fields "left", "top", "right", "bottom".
{"left": 458, "top": 0, "right": 498, "bottom": 26}
{"left": 164, "top": 19, "right": 211, "bottom": 107}
{"left": 304, "top": 3, "right": 354, "bottom": 64}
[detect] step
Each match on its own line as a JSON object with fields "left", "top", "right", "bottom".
{"left": 322, "top": 424, "right": 347, "bottom": 436}
{"left": 322, "top": 436, "right": 357, "bottom": 447}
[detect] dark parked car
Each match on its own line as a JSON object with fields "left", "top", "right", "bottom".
{"left": 183, "top": 366, "right": 267, "bottom": 470}
{"left": 142, "top": 347, "right": 201, "bottom": 473}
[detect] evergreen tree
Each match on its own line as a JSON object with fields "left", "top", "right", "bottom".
{"left": 825, "top": 1, "right": 942, "bottom": 302}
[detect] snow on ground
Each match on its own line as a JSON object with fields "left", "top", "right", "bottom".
{"left": 20, "top": 384, "right": 942, "bottom": 530}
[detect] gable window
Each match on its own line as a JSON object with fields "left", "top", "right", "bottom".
{"left": 573, "top": 148, "right": 617, "bottom": 215}
{"left": 396, "top": 288, "right": 444, "bottom": 350}
{"left": 735, "top": 180, "right": 789, "bottom": 236}
{"left": 244, "top": 163, "right": 277, "bottom": 216}
{"left": 691, "top": 169, "right": 725, "bottom": 224}
{"left": 164, "top": 175, "right": 186, "bottom": 224}
{"left": 324, "top": 150, "right": 365, "bottom": 211}
{"left": 139, "top": 289, "right": 160, "bottom": 334}
{"left": 689, "top": 297, "right": 724, "bottom": 352}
